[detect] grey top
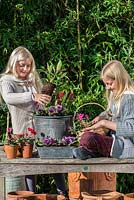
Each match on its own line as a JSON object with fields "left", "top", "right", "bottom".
{"left": 102, "top": 92, "right": 134, "bottom": 158}
{"left": 0, "top": 74, "right": 36, "bottom": 134}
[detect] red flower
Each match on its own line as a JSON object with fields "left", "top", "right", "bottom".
{"left": 55, "top": 99, "right": 62, "bottom": 105}
{"left": 28, "top": 128, "right": 37, "bottom": 135}
{"left": 25, "top": 133, "right": 29, "bottom": 137}
{"left": 57, "top": 91, "right": 65, "bottom": 99}
{"left": 69, "top": 92, "right": 74, "bottom": 99}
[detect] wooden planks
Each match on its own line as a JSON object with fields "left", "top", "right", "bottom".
{"left": 0, "top": 157, "right": 134, "bottom": 177}
{"left": 0, "top": 146, "right": 134, "bottom": 176}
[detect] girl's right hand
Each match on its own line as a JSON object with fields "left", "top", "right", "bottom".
{"left": 33, "top": 93, "right": 51, "bottom": 105}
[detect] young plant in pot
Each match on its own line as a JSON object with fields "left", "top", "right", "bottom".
{"left": 4, "top": 128, "right": 18, "bottom": 159}
{"left": 18, "top": 128, "right": 37, "bottom": 158}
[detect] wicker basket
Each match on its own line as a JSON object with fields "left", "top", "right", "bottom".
{"left": 73, "top": 102, "right": 105, "bottom": 119}
{"left": 73, "top": 102, "right": 105, "bottom": 136}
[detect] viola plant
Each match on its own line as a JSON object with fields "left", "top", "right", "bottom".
{"left": 35, "top": 90, "right": 75, "bottom": 116}
{"left": 47, "top": 105, "right": 65, "bottom": 116}
{"left": 36, "top": 135, "right": 79, "bottom": 147}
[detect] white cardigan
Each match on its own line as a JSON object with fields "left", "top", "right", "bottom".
{"left": 0, "top": 74, "right": 36, "bottom": 134}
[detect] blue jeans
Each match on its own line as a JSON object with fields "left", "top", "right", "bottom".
{"left": 25, "top": 173, "right": 67, "bottom": 194}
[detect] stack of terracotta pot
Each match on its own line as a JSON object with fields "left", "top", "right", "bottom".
{"left": 7, "top": 191, "right": 66, "bottom": 200}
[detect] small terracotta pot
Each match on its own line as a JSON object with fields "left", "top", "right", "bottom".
{"left": 4, "top": 144, "right": 18, "bottom": 159}
{"left": 125, "top": 193, "right": 134, "bottom": 200}
{"left": 32, "top": 194, "right": 66, "bottom": 200}
{"left": 7, "top": 190, "right": 34, "bottom": 200}
{"left": 22, "top": 143, "right": 33, "bottom": 158}
{"left": 81, "top": 191, "right": 123, "bottom": 200}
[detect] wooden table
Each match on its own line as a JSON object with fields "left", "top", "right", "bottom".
{"left": 1, "top": 147, "right": 134, "bottom": 200}
{"left": 0, "top": 157, "right": 134, "bottom": 177}
{"left": 0, "top": 145, "right": 134, "bottom": 177}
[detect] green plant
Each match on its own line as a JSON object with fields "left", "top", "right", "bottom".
{"left": 35, "top": 90, "right": 75, "bottom": 116}
{"left": 36, "top": 135, "right": 79, "bottom": 147}
{"left": 73, "top": 113, "right": 93, "bottom": 136}
{"left": 0, "top": 103, "right": 8, "bottom": 142}
{"left": 39, "top": 60, "right": 68, "bottom": 89}
{"left": 4, "top": 128, "right": 18, "bottom": 146}
{"left": 18, "top": 128, "right": 37, "bottom": 145}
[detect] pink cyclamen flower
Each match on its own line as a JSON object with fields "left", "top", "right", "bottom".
{"left": 77, "top": 113, "right": 85, "bottom": 121}
{"left": 8, "top": 127, "right": 12, "bottom": 133}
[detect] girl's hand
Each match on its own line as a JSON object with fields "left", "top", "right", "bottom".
{"left": 92, "top": 115, "right": 104, "bottom": 124}
{"left": 92, "top": 127, "right": 109, "bottom": 135}
{"left": 33, "top": 93, "right": 51, "bottom": 105}
{"left": 82, "top": 120, "right": 107, "bottom": 135}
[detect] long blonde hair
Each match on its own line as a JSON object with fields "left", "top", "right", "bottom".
{"left": 101, "top": 60, "right": 134, "bottom": 116}
{"left": 2, "top": 46, "right": 42, "bottom": 92}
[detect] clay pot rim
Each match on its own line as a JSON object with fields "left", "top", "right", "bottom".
{"left": 8, "top": 190, "right": 34, "bottom": 196}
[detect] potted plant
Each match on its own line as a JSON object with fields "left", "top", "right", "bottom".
{"left": 36, "top": 135, "right": 79, "bottom": 159}
{"left": 34, "top": 60, "right": 75, "bottom": 140}
{"left": 18, "top": 128, "right": 37, "bottom": 158}
{"left": 34, "top": 90, "right": 75, "bottom": 140}
{"left": 4, "top": 128, "right": 18, "bottom": 159}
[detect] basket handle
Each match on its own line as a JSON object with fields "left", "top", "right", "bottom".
{"left": 73, "top": 102, "right": 105, "bottom": 121}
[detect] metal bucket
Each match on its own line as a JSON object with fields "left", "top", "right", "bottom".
{"left": 5, "top": 176, "right": 26, "bottom": 200}
{"left": 34, "top": 115, "right": 73, "bottom": 140}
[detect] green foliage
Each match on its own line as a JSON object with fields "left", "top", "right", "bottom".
{"left": 0, "top": 104, "right": 8, "bottom": 142}
{"left": 117, "top": 173, "right": 134, "bottom": 193}
{"left": 38, "top": 60, "right": 69, "bottom": 88}
{"left": 36, "top": 175, "right": 57, "bottom": 194}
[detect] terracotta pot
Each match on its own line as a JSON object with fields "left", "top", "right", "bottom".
{"left": 22, "top": 143, "right": 33, "bottom": 158}
{"left": 7, "top": 190, "right": 34, "bottom": 200}
{"left": 124, "top": 193, "right": 134, "bottom": 200}
{"left": 32, "top": 194, "right": 47, "bottom": 200}
{"left": 68, "top": 172, "right": 116, "bottom": 199}
{"left": 4, "top": 144, "right": 18, "bottom": 159}
{"left": 81, "top": 191, "right": 123, "bottom": 200}
{"left": 32, "top": 194, "right": 66, "bottom": 200}
{"left": 7, "top": 192, "right": 66, "bottom": 200}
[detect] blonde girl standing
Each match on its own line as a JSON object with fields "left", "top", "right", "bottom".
{"left": 0, "top": 47, "right": 68, "bottom": 198}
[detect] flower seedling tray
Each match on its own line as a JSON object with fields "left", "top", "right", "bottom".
{"left": 37, "top": 146, "right": 75, "bottom": 159}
